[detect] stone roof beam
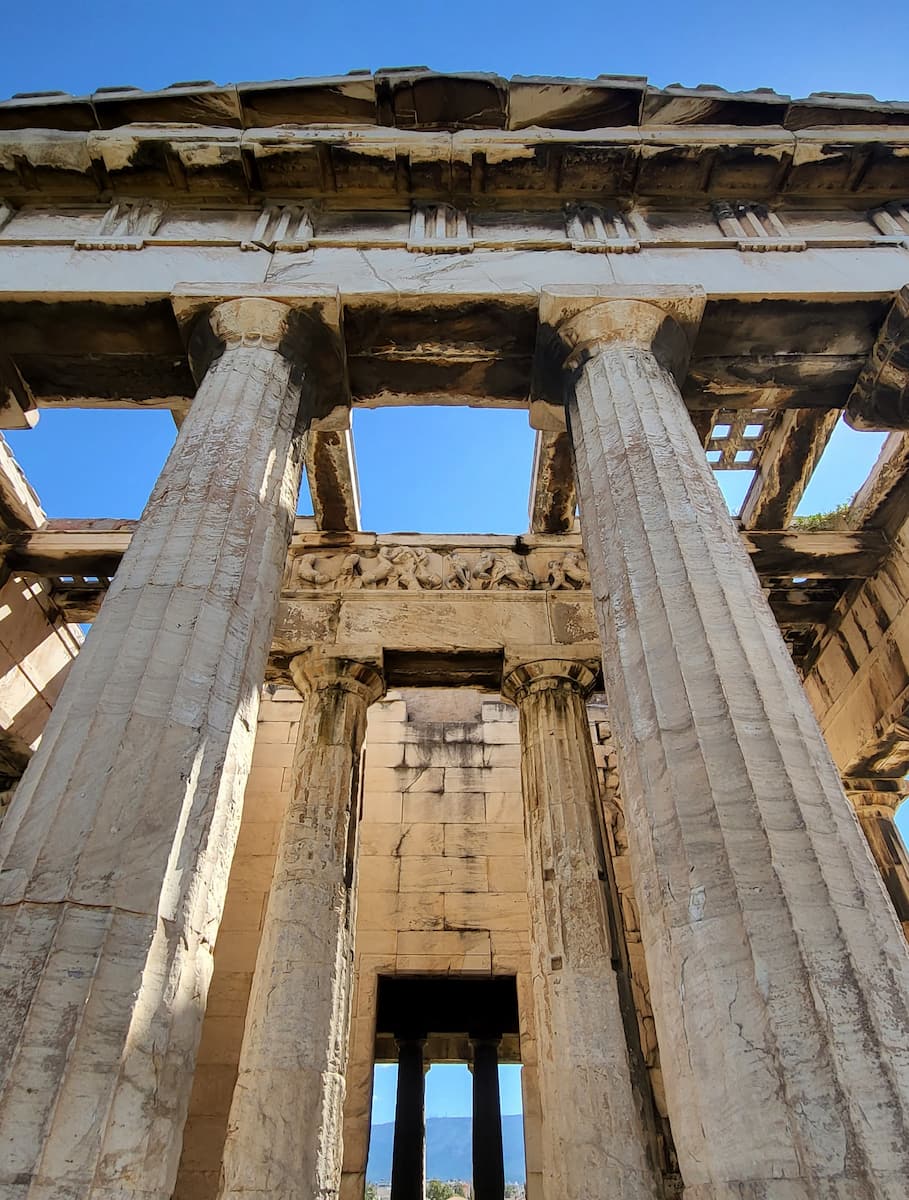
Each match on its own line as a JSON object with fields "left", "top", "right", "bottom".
{"left": 846, "top": 285, "right": 909, "bottom": 431}
{"left": 739, "top": 407, "right": 841, "bottom": 530}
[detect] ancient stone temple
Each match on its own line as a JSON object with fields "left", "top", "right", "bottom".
{"left": 2, "top": 68, "right": 909, "bottom": 1200}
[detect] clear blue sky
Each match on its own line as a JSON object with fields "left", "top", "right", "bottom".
{"left": 372, "top": 1063, "right": 524, "bottom": 1125}
{"left": 4, "top": 0, "right": 908, "bottom": 101}
{"left": 4, "top": 0, "right": 908, "bottom": 1141}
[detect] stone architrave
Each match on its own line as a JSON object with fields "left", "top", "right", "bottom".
{"left": 501, "top": 656, "right": 659, "bottom": 1200}
{"left": 545, "top": 286, "right": 909, "bottom": 1198}
{"left": 219, "top": 648, "right": 384, "bottom": 1200}
{"left": 0, "top": 298, "right": 310, "bottom": 1199}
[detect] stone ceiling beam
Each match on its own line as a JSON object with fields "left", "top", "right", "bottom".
{"left": 849, "top": 432, "right": 909, "bottom": 536}
{"left": 846, "top": 285, "right": 909, "bottom": 431}
{"left": 0, "top": 357, "right": 38, "bottom": 430}
{"left": 528, "top": 429, "right": 576, "bottom": 534}
{"left": 6, "top": 525, "right": 891, "bottom": 584}
{"left": 739, "top": 408, "right": 841, "bottom": 530}
{"left": 0, "top": 435, "right": 43, "bottom": 530}
{"left": 303, "top": 427, "right": 361, "bottom": 532}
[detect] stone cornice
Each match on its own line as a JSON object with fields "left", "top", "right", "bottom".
{"left": 3, "top": 72, "right": 908, "bottom": 135}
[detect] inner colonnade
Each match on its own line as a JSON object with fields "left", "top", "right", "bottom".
{"left": 1, "top": 70, "right": 909, "bottom": 1200}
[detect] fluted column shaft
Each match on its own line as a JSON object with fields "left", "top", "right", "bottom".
{"left": 560, "top": 295, "right": 909, "bottom": 1199}
{"left": 390, "top": 1038, "right": 426, "bottom": 1200}
{"left": 502, "top": 658, "right": 659, "bottom": 1200}
{"left": 471, "top": 1037, "right": 505, "bottom": 1200}
{"left": 0, "top": 298, "right": 307, "bottom": 1200}
{"left": 845, "top": 779, "right": 909, "bottom": 940}
{"left": 220, "top": 650, "right": 384, "bottom": 1200}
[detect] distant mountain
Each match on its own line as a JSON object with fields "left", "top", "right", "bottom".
{"left": 366, "top": 1114, "right": 526, "bottom": 1183}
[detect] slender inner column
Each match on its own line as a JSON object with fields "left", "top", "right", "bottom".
{"left": 558, "top": 294, "right": 909, "bottom": 1198}
{"left": 390, "top": 1037, "right": 426, "bottom": 1200}
{"left": 220, "top": 649, "right": 384, "bottom": 1200}
{"left": 845, "top": 778, "right": 909, "bottom": 939}
{"left": 471, "top": 1036, "right": 505, "bottom": 1200}
{"left": 501, "top": 658, "right": 659, "bottom": 1200}
{"left": 0, "top": 297, "right": 309, "bottom": 1200}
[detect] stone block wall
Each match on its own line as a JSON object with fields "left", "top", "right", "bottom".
{"left": 341, "top": 687, "right": 542, "bottom": 1200}
{"left": 173, "top": 683, "right": 676, "bottom": 1200}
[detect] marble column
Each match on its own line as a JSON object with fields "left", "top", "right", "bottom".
{"left": 390, "top": 1037, "right": 426, "bottom": 1200}
{"left": 470, "top": 1037, "right": 505, "bottom": 1200}
{"left": 0, "top": 298, "right": 309, "bottom": 1199}
{"left": 548, "top": 288, "right": 909, "bottom": 1198}
{"left": 219, "top": 648, "right": 384, "bottom": 1200}
{"left": 501, "top": 657, "right": 659, "bottom": 1200}
{"left": 844, "top": 778, "right": 909, "bottom": 940}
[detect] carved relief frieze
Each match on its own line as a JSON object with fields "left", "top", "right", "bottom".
{"left": 287, "top": 543, "right": 591, "bottom": 593}
{"left": 712, "top": 201, "right": 805, "bottom": 252}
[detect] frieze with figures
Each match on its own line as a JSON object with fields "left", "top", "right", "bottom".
{"left": 287, "top": 545, "right": 591, "bottom": 593}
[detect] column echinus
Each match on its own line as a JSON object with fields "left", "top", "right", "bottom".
{"left": 541, "top": 284, "right": 909, "bottom": 1198}
{"left": 501, "top": 653, "right": 660, "bottom": 1200}
{"left": 220, "top": 647, "right": 384, "bottom": 1200}
{"left": 0, "top": 296, "right": 317, "bottom": 1199}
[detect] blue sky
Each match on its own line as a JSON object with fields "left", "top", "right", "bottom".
{"left": 371, "top": 1063, "right": 524, "bottom": 1125}
{"left": 3, "top": 0, "right": 908, "bottom": 101}
{"left": 4, "top": 0, "right": 908, "bottom": 1139}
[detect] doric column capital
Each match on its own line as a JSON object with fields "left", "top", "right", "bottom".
{"left": 289, "top": 645, "right": 385, "bottom": 707}
{"left": 844, "top": 776, "right": 908, "bottom": 817}
{"left": 187, "top": 297, "right": 296, "bottom": 378}
{"left": 208, "top": 296, "right": 293, "bottom": 347}
{"left": 537, "top": 284, "right": 705, "bottom": 381}
{"left": 172, "top": 287, "right": 345, "bottom": 413}
{"left": 501, "top": 656, "right": 599, "bottom": 705}
{"left": 468, "top": 1033, "right": 502, "bottom": 1053}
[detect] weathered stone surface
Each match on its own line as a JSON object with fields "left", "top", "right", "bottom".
{"left": 845, "top": 780, "right": 909, "bottom": 940}
{"left": 338, "top": 687, "right": 535, "bottom": 1199}
{"left": 553, "top": 289, "right": 909, "bottom": 1198}
{"left": 219, "top": 649, "right": 384, "bottom": 1200}
{"left": 804, "top": 517, "right": 909, "bottom": 778}
{"left": 4, "top": 66, "right": 909, "bottom": 1200}
{"left": 0, "top": 298, "right": 307, "bottom": 1199}
{"left": 847, "top": 285, "right": 909, "bottom": 431}
{"left": 502, "top": 658, "right": 660, "bottom": 1200}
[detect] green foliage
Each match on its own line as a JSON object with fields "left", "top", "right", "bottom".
{"left": 365, "top": 1185, "right": 379, "bottom": 1200}
{"left": 790, "top": 501, "right": 852, "bottom": 531}
{"left": 426, "top": 1181, "right": 459, "bottom": 1200}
